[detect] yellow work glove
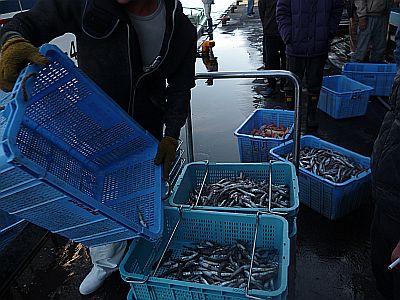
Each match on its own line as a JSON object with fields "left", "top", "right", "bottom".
{"left": 0, "top": 37, "right": 48, "bottom": 91}
{"left": 154, "top": 136, "right": 177, "bottom": 180}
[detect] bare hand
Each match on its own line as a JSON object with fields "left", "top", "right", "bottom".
{"left": 391, "top": 241, "right": 400, "bottom": 270}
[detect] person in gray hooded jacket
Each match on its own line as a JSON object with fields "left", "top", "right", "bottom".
{"left": 0, "top": 0, "right": 196, "bottom": 295}
{"left": 351, "top": 0, "right": 394, "bottom": 62}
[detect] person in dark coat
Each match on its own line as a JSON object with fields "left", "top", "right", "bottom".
{"left": 0, "top": 0, "right": 196, "bottom": 295}
{"left": 370, "top": 73, "right": 400, "bottom": 300}
{"left": 276, "top": 0, "right": 343, "bottom": 130}
{"left": 258, "top": 0, "right": 286, "bottom": 95}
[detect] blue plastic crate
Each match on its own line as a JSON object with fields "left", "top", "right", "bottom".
{"left": 0, "top": 209, "right": 27, "bottom": 252}
{"left": 120, "top": 207, "right": 289, "bottom": 300}
{"left": 234, "top": 109, "right": 294, "bottom": 162}
{"left": 0, "top": 44, "right": 163, "bottom": 246}
{"left": 168, "top": 161, "right": 299, "bottom": 237}
{"left": 342, "top": 63, "right": 397, "bottom": 97}
{"left": 270, "top": 135, "right": 371, "bottom": 220}
{"left": 390, "top": 9, "right": 400, "bottom": 26}
{"left": 318, "top": 75, "right": 374, "bottom": 119}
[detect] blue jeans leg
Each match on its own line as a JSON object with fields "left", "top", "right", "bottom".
{"left": 247, "top": 0, "right": 254, "bottom": 15}
{"left": 351, "top": 15, "right": 388, "bottom": 62}
{"left": 394, "top": 27, "right": 400, "bottom": 69}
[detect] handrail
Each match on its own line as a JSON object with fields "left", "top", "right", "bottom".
{"left": 187, "top": 70, "right": 302, "bottom": 173}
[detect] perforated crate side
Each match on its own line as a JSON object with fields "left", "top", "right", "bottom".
{"left": 168, "top": 162, "right": 299, "bottom": 234}
{"left": 0, "top": 44, "right": 163, "bottom": 243}
{"left": 0, "top": 215, "right": 27, "bottom": 252}
{"left": 342, "top": 63, "right": 397, "bottom": 96}
{"left": 0, "top": 223, "right": 26, "bottom": 252}
{"left": 269, "top": 135, "right": 371, "bottom": 220}
{"left": 77, "top": 229, "right": 137, "bottom": 247}
{"left": 318, "top": 75, "right": 373, "bottom": 119}
{"left": 120, "top": 208, "right": 290, "bottom": 300}
{"left": 234, "top": 109, "right": 294, "bottom": 162}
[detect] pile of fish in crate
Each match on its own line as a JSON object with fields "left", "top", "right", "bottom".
{"left": 270, "top": 135, "right": 371, "bottom": 220}
{"left": 120, "top": 159, "right": 299, "bottom": 299}
{"left": 233, "top": 108, "right": 371, "bottom": 220}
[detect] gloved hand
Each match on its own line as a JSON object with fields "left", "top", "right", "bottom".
{"left": 154, "top": 136, "right": 177, "bottom": 180}
{"left": 358, "top": 16, "right": 368, "bottom": 31}
{"left": 0, "top": 36, "right": 48, "bottom": 91}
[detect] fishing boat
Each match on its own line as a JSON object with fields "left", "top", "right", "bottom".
{"left": 183, "top": 6, "right": 207, "bottom": 38}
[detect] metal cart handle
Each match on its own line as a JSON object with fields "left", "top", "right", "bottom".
{"left": 187, "top": 70, "right": 302, "bottom": 174}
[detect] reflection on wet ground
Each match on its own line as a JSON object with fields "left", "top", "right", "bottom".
{"left": 186, "top": 4, "right": 387, "bottom": 300}
{"left": 1, "top": 2, "right": 390, "bottom": 300}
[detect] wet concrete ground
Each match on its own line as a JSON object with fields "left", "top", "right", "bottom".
{"left": 0, "top": 2, "right": 391, "bottom": 300}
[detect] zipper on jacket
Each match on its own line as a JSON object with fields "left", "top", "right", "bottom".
{"left": 128, "top": 0, "right": 178, "bottom": 116}
{"left": 127, "top": 24, "right": 134, "bottom": 115}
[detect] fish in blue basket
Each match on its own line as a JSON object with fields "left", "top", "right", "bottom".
{"left": 136, "top": 206, "right": 148, "bottom": 228}
{"left": 285, "top": 147, "right": 367, "bottom": 183}
{"left": 188, "top": 174, "right": 290, "bottom": 209}
{"left": 158, "top": 240, "right": 279, "bottom": 290}
{"left": 251, "top": 123, "right": 290, "bottom": 138}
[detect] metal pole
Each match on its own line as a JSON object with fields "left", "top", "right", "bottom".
{"left": 188, "top": 71, "right": 302, "bottom": 172}
{"left": 376, "top": 96, "right": 391, "bottom": 110}
{"left": 185, "top": 104, "right": 195, "bottom": 163}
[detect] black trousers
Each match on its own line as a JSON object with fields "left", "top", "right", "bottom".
{"left": 371, "top": 204, "right": 400, "bottom": 300}
{"left": 285, "top": 54, "right": 327, "bottom": 96}
{"left": 263, "top": 35, "right": 286, "bottom": 88}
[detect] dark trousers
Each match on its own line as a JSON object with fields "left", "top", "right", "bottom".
{"left": 371, "top": 204, "right": 400, "bottom": 300}
{"left": 263, "top": 34, "right": 286, "bottom": 88}
{"left": 285, "top": 54, "right": 326, "bottom": 96}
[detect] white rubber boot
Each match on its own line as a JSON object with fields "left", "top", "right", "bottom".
{"left": 79, "top": 241, "right": 127, "bottom": 295}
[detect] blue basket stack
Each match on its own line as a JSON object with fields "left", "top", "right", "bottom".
{"left": 120, "top": 137, "right": 297, "bottom": 299}
{"left": 0, "top": 44, "right": 163, "bottom": 247}
{"left": 318, "top": 75, "right": 374, "bottom": 119}
{"left": 120, "top": 207, "right": 290, "bottom": 300}
{"left": 168, "top": 161, "right": 299, "bottom": 237}
{"left": 0, "top": 209, "right": 27, "bottom": 252}
{"left": 270, "top": 135, "right": 371, "bottom": 220}
{"left": 234, "top": 109, "right": 294, "bottom": 162}
{"left": 342, "top": 63, "right": 397, "bottom": 97}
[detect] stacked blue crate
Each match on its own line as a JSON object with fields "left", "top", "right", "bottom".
{"left": 120, "top": 207, "right": 290, "bottom": 300}
{"left": 168, "top": 161, "right": 299, "bottom": 237}
{"left": 318, "top": 75, "right": 374, "bottom": 119}
{"left": 234, "top": 109, "right": 294, "bottom": 162}
{"left": 0, "top": 44, "right": 163, "bottom": 247}
{"left": 342, "top": 63, "right": 397, "bottom": 97}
